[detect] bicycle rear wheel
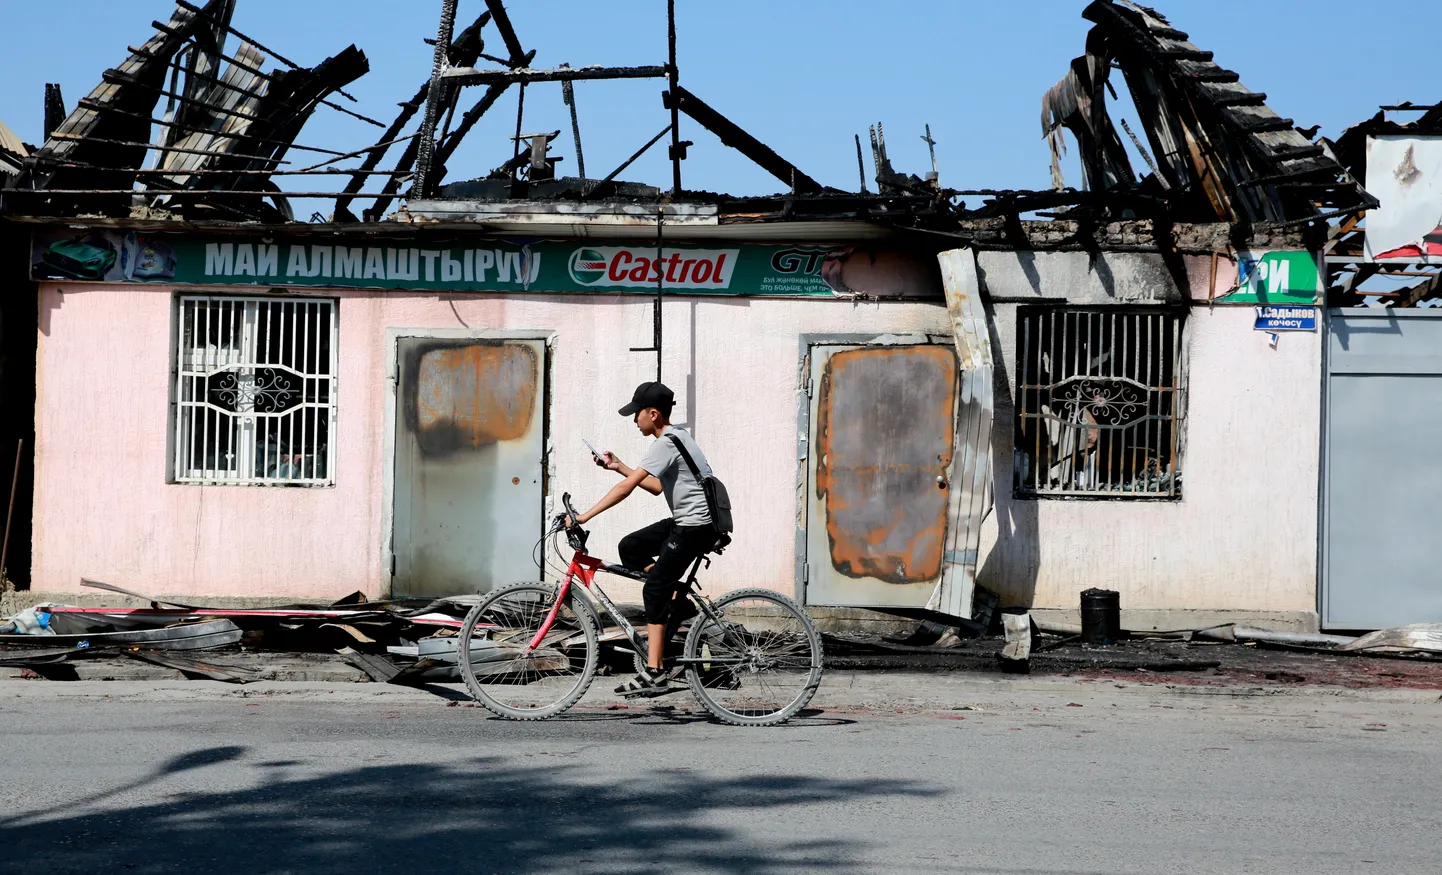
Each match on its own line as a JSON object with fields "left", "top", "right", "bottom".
{"left": 458, "top": 582, "right": 599, "bottom": 720}
{"left": 683, "top": 588, "right": 824, "bottom": 726}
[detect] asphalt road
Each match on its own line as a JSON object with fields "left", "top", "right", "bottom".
{"left": 2, "top": 676, "right": 1439, "bottom": 874}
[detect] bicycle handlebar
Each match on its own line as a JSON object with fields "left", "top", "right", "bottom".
{"left": 558, "top": 492, "right": 588, "bottom": 552}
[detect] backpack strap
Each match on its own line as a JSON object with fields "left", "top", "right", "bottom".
{"left": 667, "top": 433, "right": 703, "bottom": 480}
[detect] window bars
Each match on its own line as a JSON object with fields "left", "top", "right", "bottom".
{"left": 173, "top": 296, "right": 336, "bottom": 486}
{"left": 1014, "top": 307, "right": 1184, "bottom": 498}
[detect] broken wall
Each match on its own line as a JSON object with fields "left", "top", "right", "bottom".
{"left": 974, "top": 251, "right": 1321, "bottom": 629}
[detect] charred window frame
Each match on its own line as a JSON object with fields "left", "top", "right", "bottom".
{"left": 1014, "top": 306, "right": 1185, "bottom": 499}
{"left": 171, "top": 295, "right": 338, "bottom": 486}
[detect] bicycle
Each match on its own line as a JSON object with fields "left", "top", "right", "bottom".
{"left": 456, "top": 493, "right": 825, "bottom": 726}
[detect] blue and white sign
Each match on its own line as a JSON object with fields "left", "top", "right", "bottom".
{"left": 1254, "top": 305, "right": 1317, "bottom": 332}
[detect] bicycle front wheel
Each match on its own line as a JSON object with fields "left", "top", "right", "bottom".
{"left": 458, "top": 582, "right": 599, "bottom": 720}
{"left": 683, "top": 588, "right": 824, "bottom": 726}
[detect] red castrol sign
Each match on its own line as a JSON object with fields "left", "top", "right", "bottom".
{"left": 568, "top": 246, "right": 741, "bottom": 289}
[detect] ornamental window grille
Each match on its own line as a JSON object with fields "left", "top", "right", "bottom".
{"left": 173, "top": 296, "right": 337, "bottom": 485}
{"left": 1014, "top": 307, "right": 1185, "bottom": 498}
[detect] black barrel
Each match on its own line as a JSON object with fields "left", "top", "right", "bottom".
{"left": 1079, "top": 588, "right": 1121, "bottom": 645}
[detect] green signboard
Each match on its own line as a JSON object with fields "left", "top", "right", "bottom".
{"left": 30, "top": 229, "right": 859, "bottom": 297}
{"left": 1215, "top": 251, "right": 1320, "bottom": 305}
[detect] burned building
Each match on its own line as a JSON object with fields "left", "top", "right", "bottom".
{"left": 0, "top": 1, "right": 1390, "bottom": 632}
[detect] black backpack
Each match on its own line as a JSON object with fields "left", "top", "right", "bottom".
{"left": 667, "top": 434, "right": 734, "bottom": 535}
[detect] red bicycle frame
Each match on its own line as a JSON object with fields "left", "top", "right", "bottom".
{"left": 523, "top": 536, "right": 711, "bottom": 658}
{"left": 525, "top": 550, "right": 602, "bottom": 652}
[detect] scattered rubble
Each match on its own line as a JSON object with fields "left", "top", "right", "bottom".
{"left": 8, "top": 586, "right": 1442, "bottom": 692}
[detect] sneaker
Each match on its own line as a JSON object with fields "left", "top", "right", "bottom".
{"left": 614, "top": 667, "right": 669, "bottom": 695}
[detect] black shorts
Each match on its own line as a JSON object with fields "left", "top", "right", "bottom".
{"left": 619, "top": 518, "right": 718, "bottom": 624}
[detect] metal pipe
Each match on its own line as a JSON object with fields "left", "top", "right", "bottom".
{"left": 582, "top": 124, "right": 671, "bottom": 197}
{"left": 31, "top": 159, "right": 411, "bottom": 177}
{"left": 655, "top": 206, "right": 664, "bottom": 380}
{"left": 667, "top": 0, "right": 681, "bottom": 195}
{"left": 45, "top": 131, "right": 292, "bottom": 164}
{"left": 295, "top": 133, "right": 420, "bottom": 173}
{"left": 0, "top": 439, "right": 20, "bottom": 589}
{"left": 510, "top": 82, "right": 526, "bottom": 194}
{"left": 1195, "top": 625, "right": 1358, "bottom": 647}
{"left": 628, "top": 206, "right": 665, "bottom": 381}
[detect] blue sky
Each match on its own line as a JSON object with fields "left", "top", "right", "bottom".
{"left": 0, "top": 1, "right": 1436, "bottom": 205}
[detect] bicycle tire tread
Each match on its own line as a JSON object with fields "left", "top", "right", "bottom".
{"left": 683, "top": 588, "right": 825, "bottom": 727}
{"left": 458, "top": 581, "right": 600, "bottom": 721}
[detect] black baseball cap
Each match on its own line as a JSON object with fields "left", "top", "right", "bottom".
{"left": 618, "top": 381, "right": 674, "bottom": 416}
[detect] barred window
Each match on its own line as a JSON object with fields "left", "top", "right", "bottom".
{"left": 173, "top": 296, "right": 336, "bottom": 485}
{"left": 1014, "top": 307, "right": 1184, "bottom": 498}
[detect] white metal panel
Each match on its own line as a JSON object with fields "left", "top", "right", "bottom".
{"left": 1325, "top": 309, "right": 1442, "bottom": 628}
{"left": 391, "top": 337, "right": 546, "bottom": 598}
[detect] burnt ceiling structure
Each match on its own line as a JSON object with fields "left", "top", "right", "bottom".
{"left": 1034, "top": 0, "right": 1374, "bottom": 228}
{"left": 0, "top": 0, "right": 1380, "bottom": 242}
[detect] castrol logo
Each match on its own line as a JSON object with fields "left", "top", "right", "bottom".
{"left": 566, "top": 246, "right": 739, "bottom": 289}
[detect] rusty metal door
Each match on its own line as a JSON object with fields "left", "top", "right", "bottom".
{"left": 392, "top": 337, "right": 546, "bottom": 598}
{"left": 805, "top": 344, "right": 959, "bottom": 608}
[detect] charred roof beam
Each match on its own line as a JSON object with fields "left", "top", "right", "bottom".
{"left": 441, "top": 64, "right": 669, "bottom": 86}
{"left": 483, "top": 0, "right": 526, "bottom": 65}
{"left": 663, "top": 85, "right": 827, "bottom": 195}
{"left": 335, "top": 10, "right": 500, "bottom": 221}
{"left": 1080, "top": 0, "right": 1370, "bottom": 225}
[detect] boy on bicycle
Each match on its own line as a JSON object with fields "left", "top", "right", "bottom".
{"left": 567, "top": 381, "right": 718, "bottom": 693}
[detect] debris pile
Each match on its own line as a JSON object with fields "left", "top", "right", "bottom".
{"left": 0, "top": 579, "right": 476, "bottom": 684}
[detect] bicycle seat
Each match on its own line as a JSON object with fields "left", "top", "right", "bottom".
{"left": 602, "top": 563, "right": 650, "bottom": 582}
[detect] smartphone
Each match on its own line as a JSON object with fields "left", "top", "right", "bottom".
{"left": 582, "top": 438, "right": 603, "bottom": 461}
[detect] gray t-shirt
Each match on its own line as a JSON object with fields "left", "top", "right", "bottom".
{"left": 638, "top": 426, "right": 713, "bottom": 527}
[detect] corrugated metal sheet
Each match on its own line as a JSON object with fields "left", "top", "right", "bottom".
{"left": 0, "top": 119, "right": 27, "bottom": 158}
{"left": 931, "top": 248, "right": 995, "bottom": 619}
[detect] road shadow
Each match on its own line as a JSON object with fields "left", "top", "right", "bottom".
{"left": 2, "top": 744, "right": 941, "bottom": 874}
{"left": 417, "top": 683, "right": 858, "bottom": 728}
{"left": 498, "top": 705, "right": 857, "bottom": 727}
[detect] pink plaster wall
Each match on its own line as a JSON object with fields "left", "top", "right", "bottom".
{"left": 32, "top": 283, "right": 949, "bottom": 599}
{"left": 31, "top": 275, "right": 1323, "bottom": 614}
{"left": 33, "top": 285, "right": 377, "bottom": 598}
{"left": 980, "top": 304, "right": 1321, "bottom": 613}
